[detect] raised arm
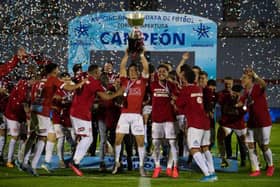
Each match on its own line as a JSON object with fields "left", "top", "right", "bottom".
{"left": 246, "top": 68, "right": 266, "bottom": 89}
{"left": 120, "top": 49, "right": 129, "bottom": 77}
{"left": 140, "top": 51, "right": 149, "bottom": 77}
{"left": 176, "top": 52, "right": 189, "bottom": 77}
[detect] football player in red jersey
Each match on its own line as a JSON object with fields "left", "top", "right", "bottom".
{"left": 28, "top": 63, "right": 86, "bottom": 175}
{"left": 69, "top": 64, "right": 122, "bottom": 176}
{"left": 175, "top": 65, "right": 217, "bottom": 182}
{"left": 150, "top": 64, "right": 179, "bottom": 178}
{"left": 241, "top": 68, "right": 274, "bottom": 177}
{"left": 112, "top": 49, "right": 149, "bottom": 177}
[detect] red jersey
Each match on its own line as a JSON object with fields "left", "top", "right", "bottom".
{"left": 150, "top": 80, "right": 176, "bottom": 123}
{"left": 0, "top": 78, "right": 10, "bottom": 113}
{"left": 97, "top": 86, "right": 121, "bottom": 129}
{"left": 245, "top": 84, "right": 272, "bottom": 128}
{"left": 4, "top": 80, "right": 29, "bottom": 122}
{"left": 120, "top": 76, "right": 148, "bottom": 114}
{"left": 176, "top": 84, "right": 210, "bottom": 130}
{"left": 70, "top": 76, "right": 104, "bottom": 121}
{"left": 219, "top": 95, "right": 246, "bottom": 129}
{"left": 32, "top": 76, "right": 64, "bottom": 117}
{"left": 52, "top": 88, "right": 73, "bottom": 127}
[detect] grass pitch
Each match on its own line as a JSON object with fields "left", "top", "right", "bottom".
{"left": 0, "top": 124, "right": 279, "bottom": 187}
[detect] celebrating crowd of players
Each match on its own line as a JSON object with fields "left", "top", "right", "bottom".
{"left": 0, "top": 47, "right": 275, "bottom": 182}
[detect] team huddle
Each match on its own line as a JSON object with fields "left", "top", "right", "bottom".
{"left": 0, "top": 47, "right": 275, "bottom": 182}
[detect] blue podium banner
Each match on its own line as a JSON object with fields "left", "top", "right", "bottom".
{"left": 68, "top": 11, "right": 217, "bottom": 78}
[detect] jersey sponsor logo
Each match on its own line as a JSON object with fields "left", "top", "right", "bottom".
{"left": 78, "top": 127, "right": 85, "bottom": 132}
{"left": 129, "top": 88, "right": 141, "bottom": 96}
{"left": 190, "top": 93, "right": 203, "bottom": 97}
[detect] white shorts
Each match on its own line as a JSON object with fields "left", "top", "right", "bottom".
{"left": 6, "top": 117, "right": 21, "bottom": 136}
{"left": 70, "top": 116, "right": 92, "bottom": 137}
{"left": 0, "top": 114, "right": 6, "bottom": 130}
{"left": 142, "top": 105, "right": 152, "bottom": 115}
{"left": 246, "top": 126, "right": 271, "bottom": 145}
{"left": 54, "top": 124, "right": 64, "bottom": 138}
{"left": 187, "top": 127, "right": 210, "bottom": 148}
{"left": 176, "top": 115, "right": 186, "bottom": 130}
{"left": 223, "top": 126, "right": 247, "bottom": 137}
{"left": 152, "top": 122, "right": 176, "bottom": 139}
{"left": 37, "top": 114, "right": 54, "bottom": 136}
{"left": 116, "top": 113, "right": 144, "bottom": 135}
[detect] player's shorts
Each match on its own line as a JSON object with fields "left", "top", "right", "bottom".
{"left": 223, "top": 126, "right": 247, "bottom": 137}
{"left": 54, "top": 124, "right": 64, "bottom": 138}
{"left": 70, "top": 115, "right": 92, "bottom": 137}
{"left": 176, "top": 115, "right": 186, "bottom": 130}
{"left": 6, "top": 117, "right": 21, "bottom": 136}
{"left": 142, "top": 105, "right": 152, "bottom": 115}
{"left": 0, "top": 113, "right": 6, "bottom": 130}
{"left": 246, "top": 126, "right": 271, "bottom": 145}
{"left": 37, "top": 114, "right": 54, "bottom": 136}
{"left": 116, "top": 113, "right": 144, "bottom": 136}
{"left": 152, "top": 122, "right": 176, "bottom": 139}
{"left": 187, "top": 127, "right": 210, "bottom": 148}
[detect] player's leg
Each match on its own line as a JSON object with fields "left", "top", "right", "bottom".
{"left": 98, "top": 120, "right": 107, "bottom": 171}
{"left": 0, "top": 115, "right": 6, "bottom": 165}
{"left": 234, "top": 128, "right": 247, "bottom": 167}
{"left": 201, "top": 130, "right": 217, "bottom": 181}
{"left": 188, "top": 127, "right": 213, "bottom": 182}
{"left": 217, "top": 126, "right": 232, "bottom": 167}
{"left": 246, "top": 128, "right": 261, "bottom": 176}
{"left": 259, "top": 126, "right": 274, "bottom": 176}
{"left": 131, "top": 114, "right": 146, "bottom": 177}
{"left": 151, "top": 122, "right": 163, "bottom": 178}
{"left": 54, "top": 124, "right": 65, "bottom": 168}
{"left": 41, "top": 115, "right": 56, "bottom": 172}
{"left": 112, "top": 113, "right": 129, "bottom": 174}
{"left": 6, "top": 118, "right": 21, "bottom": 168}
{"left": 165, "top": 122, "right": 178, "bottom": 178}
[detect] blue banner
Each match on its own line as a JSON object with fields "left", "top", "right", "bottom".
{"left": 68, "top": 11, "right": 217, "bottom": 78}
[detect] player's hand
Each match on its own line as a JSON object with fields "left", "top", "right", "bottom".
{"left": 182, "top": 52, "right": 189, "bottom": 60}
{"left": 17, "top": 47, "right": 27, "bottom": 60}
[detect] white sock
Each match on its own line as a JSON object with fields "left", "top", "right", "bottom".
{"left": 248, "top": 148, "right": 260, "bottom": 171}
{"left": 193, "top": 152, "right": 210, "bottom": 176}
{"left": 0, "top": 135, "right": 5, "bottom": 156}
{"left": 115, "top": 144, "right": 122, "bottom": 163}
{"left": 45, "top": 141, "right": 55, "bottom": 163}
{"left": 17, "top": 140, "right": 26, "bottom": 163}
{"left": 31, "top": 140, "right": 45, "bottom": 169}
{"left": 138, "top": 146, "right": 145, "bottom": 167}
{"left": 152, "top": 139, "right": 161, "bottom": 167}
{"left": 167, "top": 149, "right": 173, "bottom": 169}
{"left": 57, "top": 137, "right": 64, "bottom": 161}
{"left": 24, "top": 149, "right": 31, "bottom": 165}
{"left": 169, "top": 140, "right": 178, "bottom": 167}
{"left": 264, "top": 148, "right": 273, "bottom": 166}
{"left": 8, "top": 138, "right": 17, "bottom": 162}
{"left": 73, "top": 136, "right": 93, "bottom": 165}
{"left": 203, "top": 150, "right": 215, "bottom": 174}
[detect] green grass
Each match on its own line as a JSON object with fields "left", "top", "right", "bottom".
{"left": 0, "top": 124, "right": 280, "bottom": 187}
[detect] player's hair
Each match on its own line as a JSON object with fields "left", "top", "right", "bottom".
{"left": 207, "top": 79, "right": 216, "bottom": 86}
{"left": 199, "top": 70, "right": 208, "bottom": 77}
{"left": 232, "top": 84, "right": 243, "bottom": 93}
{"left": 157, "top": 64, "right": 169, "bottom": 71}
{"left": 183, "top": 68, "right": 196, "bottom": 83}
{"left": 224, "top": 76, "right": 233, "bottom": 80}
{"left": 45, "top": 63, "right": 58, "bottom": 75}
{"left": 72, "top": 63, "right": 82, "bottom": 73}
{"left": 180, "top": 64, "right": 192, "bottom": 73}
{"left": 149, "top": 63, "right": 155, "bottom": 74}
{"left": 88, "top": 64, "right": 99, "bottom": 74}
{"left": 128, "top": 63, "right": 138, "bottom": 71}
{"left": 192, "top": 65, "right": 201, "bottom": 72}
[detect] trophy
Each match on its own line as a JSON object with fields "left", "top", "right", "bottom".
{"left": 126, "top": 12, "right": 145, "bottom": 60}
